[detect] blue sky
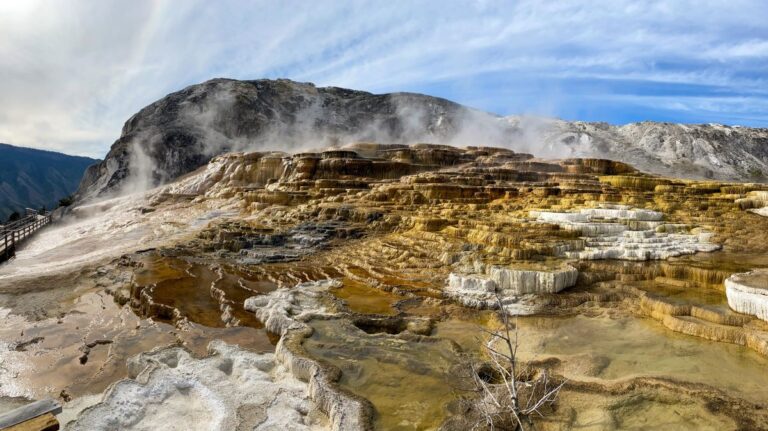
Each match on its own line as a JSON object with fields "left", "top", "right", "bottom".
{"left": 1, "top": 0, "right": 767, "bottom": 157}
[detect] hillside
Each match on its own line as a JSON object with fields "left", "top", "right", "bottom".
{"left": 0, "top": 143, "right": 98, "bottom": 220}
{"left": 76, "top": 78, "right": 768, "bottom": 200}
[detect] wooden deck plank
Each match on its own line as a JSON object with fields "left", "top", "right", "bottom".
{"left": 3, "top": 413, "right": 58, "bottom": 431}
{"left": 0, "top": 399, "right": 61, "bottom": 429}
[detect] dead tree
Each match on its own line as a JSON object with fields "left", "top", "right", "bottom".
{"left": 469, "top": 292, "right": 566, "bottom": 430}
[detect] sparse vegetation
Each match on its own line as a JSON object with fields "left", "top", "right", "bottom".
{"left": 58, "top": 195, "right": 74, "bottom": 208}
{"left": 748, "top": 167, "right": 766, "bottom": 180}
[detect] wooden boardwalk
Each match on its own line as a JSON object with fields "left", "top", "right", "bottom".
{"left": 0, "top": 212, "right": 52, "bottom": 264}
{"left": 0, "top": 399, "right": 61, "bottom": 430}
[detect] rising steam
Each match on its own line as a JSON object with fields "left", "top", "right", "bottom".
{"left": 112, "top": 80, "right": 593, "bottom": 199}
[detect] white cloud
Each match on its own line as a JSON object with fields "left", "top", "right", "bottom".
{"left": 0, "top": 0, "right": 766, "bottom": 158}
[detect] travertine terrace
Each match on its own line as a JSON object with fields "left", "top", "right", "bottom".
{"left": 4, "top": 142, "right": 768, "bottom": 430}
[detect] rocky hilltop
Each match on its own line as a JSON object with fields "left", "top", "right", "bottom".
{"left": 76, "top": 78, "right": 768, "bottom": 201}
{"left": 75, "top": 78, "right": 489, "bottom": 200}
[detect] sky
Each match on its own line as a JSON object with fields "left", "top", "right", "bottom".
{"left": 1, "top": 0, "right": 767, "bottom": 158}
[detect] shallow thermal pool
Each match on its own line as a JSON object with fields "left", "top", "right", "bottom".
{"left": 303, "top": 319, "right": 466, "bottom": 431}
{"left": 513, "top": 313, "right": 768, "bottom": 404}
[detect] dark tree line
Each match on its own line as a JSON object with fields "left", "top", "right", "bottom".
{"left": 3, "top": 194, "right": 73, "bottom": 223}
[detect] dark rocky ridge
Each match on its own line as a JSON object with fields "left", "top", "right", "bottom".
{"left": 76, "top": 78, "right": 768, "bottom": 200}
{"left": 0, "top": 143, "right": 98, "bottom": 219}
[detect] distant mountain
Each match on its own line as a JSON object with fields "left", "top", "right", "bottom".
{"left": 0, "top": 143, "right": 98, "bottom": 220}
{"left": 505, "top": 117, "right": 768, "bottom": 182}
{"left": 76, "top": 78, "right": 768, "bottom": 200}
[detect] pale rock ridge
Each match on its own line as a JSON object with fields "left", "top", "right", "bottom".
{"left": 521, "top": 117, "right": 768, "bottom": 181}
{"left": 726, "top": 270, "right": 768, "bottom": 322}
{"left": 531, "top": 204, "right": 720, "bottom": 261}
{"left": 66, "top": 340, "right": 327, "bottom": 430}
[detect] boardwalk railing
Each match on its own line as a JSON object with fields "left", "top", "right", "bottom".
{"left": 0, "top": 211, "right": 52, "bottom": 264}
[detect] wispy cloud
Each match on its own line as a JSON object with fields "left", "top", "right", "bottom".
{"left": 0, "top": 0, "right": 766, "bottom": 157}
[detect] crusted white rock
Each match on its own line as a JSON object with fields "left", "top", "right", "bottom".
{"left": 579, "top": 207, "right": 663, "bottom": 221}
{"left": 446, "top": 274, "right": 498, "bottom": 308}
{"left": 726, "top": 270, "right": 768, "bottom": 322}
{"left": 489, "top": 265, "right": 578, "bottom": 295}
{"left": 66, "top": 340, "right": 327, "bottom": 431}
{"left": 162, "top": 158, "right": 227, "bottom": 196}
{"left": 531, "top": 204, "right": 719, "bottom": 261}
{"left": 244, "top": 279, "right": 342, "bottom": 335}
{"left": 566, "top": 231, "right": 720, "bottom": 261}
{"left": 740, "top": 191, "right": 768, "bottom": 217}
{"left": 445, "top": 265, "right": 577, "bottom": 314}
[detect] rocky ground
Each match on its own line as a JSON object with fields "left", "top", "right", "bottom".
{"left": 2, "top": 143, "right": 768, "bottom": 430}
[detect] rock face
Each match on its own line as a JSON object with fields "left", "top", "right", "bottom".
{"left": 76, "top": 78, "right": 768, "bottom": 201}
{"left": 726, "top": 270, "right": 768, "bottom": 322}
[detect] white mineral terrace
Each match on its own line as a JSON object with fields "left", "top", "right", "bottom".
{"left": 530, "top": 204, "right": 720, "bottom": 261}
{"left": 445, "top": 264, "right": 578, "bottom": 314}
{"left": 739, "top": 191, "right": 768, "bottom": 217}
{"left": 726, "top": 270, "right": 768, "bottom": 322}
{"left": 243, "top": 279, "right": 340, "bottom": 335}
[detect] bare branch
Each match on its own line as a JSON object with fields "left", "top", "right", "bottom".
{"left": 465, "top": 289, "right": 564, "bottom": 430}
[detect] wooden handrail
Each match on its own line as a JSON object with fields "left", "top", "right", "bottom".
{"left": 0, "top": 212, "right": 52, "bottom": 264}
